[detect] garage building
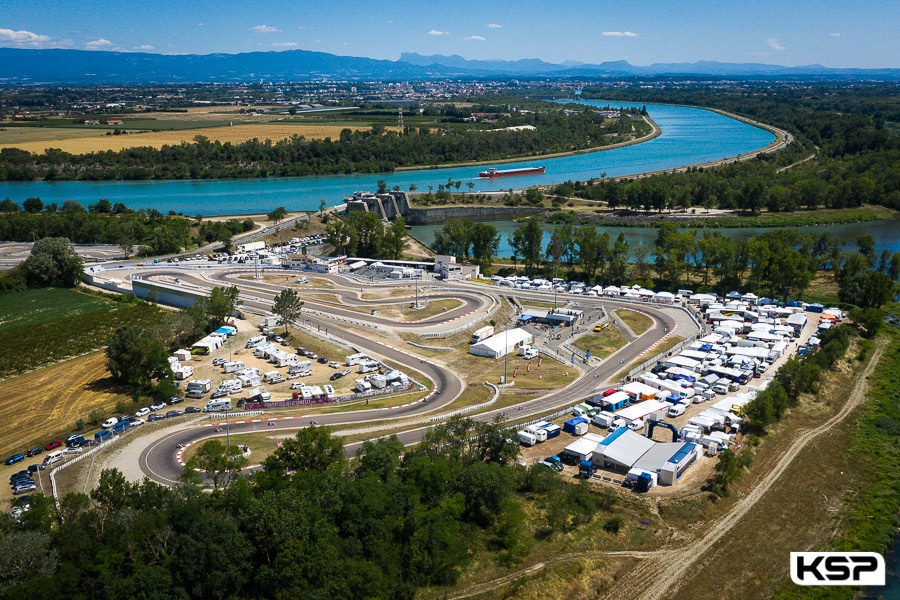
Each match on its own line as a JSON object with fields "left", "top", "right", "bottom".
{"left": 469, "top": 329, "right": 534, "bottom": 358}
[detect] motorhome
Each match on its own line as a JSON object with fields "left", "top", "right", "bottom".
{"left": 204, "top": 399, "right": 232, "bottom": 412}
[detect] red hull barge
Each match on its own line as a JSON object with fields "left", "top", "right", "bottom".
{"left": 478, "top": 166, "right": 546, "bottom": 178}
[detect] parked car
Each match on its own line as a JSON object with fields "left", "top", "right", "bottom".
{"left": 10, "top": 470, "right": 31, "bottom": 483}
{"left": 236, "top": 399, "right": 245, "bottom": 408}
{"left": 165, "top": 410, "right": 183, "bottom": 418}
{"left": 290, "top": 381, "right": 307, "bottom": 390}
{"left": 212, "top": 357, "right": 227, "bottom": 366}
{"left": 340, "top": 369, "right": 351, "bottom": 377}
{"left": 65, "top": 446, "right": 83, "bottom": 455}
{"left": 26, "top": 447, "right": 43, "bottom": 458}
{"left": 328, "top": 361, "right": 340, "bottom": 369}
{"left": 5, "top": 453, "right": 26, "bottom": 465}
{"left": 135, "top": 407, "right": 150, "bottom": 417}
{"left": 184, "top": 406, "right": 201, "bottom": 414}
{"left": 168, "top": 396, "right": 184, "bottom": 405}
{"left": 329, "top": 372, "right": 343, "bottom": 381}
{"left": 296, "top": 347, "right": 308, "bottom": 356}
{"left": 210, "top": 389, "right": 228, "bottom": 399}
{"left": 280, "top": 339, "right": 291, "bottom": 346}
{"left": 43, "top": 440, "right": 62, "bottom": 451}
{"left": 269, "top": 375, "right": 285, "bottom": 384}
{"left": 148, "top": 414, "right": 165, "bottom": 422}
{"left": 317, "top": 357, "right": 329, "bottom": 364}
{"left": 27, "top": 463, "right": 46, "bottom": 473}
{"left": 305, "top": 352, "right": 318, "bottom": 359}
{"left": 544, "top": 456, "right": 565, "bottom": 472}
{"left": 274, "top": 336, "right": 284, "bottom": 344}
{"left": 150, "top": 402, "right": 166, "bottom": 411}
{"left": 130, "top": 418, "right": 145, "bottom": 426}
{"left": 13, "top": 482, "right": 37, "bottom": 495}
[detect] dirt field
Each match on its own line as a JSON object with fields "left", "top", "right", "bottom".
{"left": 0, "top": 123, "right": 363, "bottom": 155}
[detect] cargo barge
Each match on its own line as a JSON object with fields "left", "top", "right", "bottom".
{"left": 478, "top": 166, "right": 546, "bottom": 178}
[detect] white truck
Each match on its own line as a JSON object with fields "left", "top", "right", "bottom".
{"left": 471, "top": 325, "right": 495, "bottom": 344}
{"left": 204, "top": 399, "right": 232, "bottom": 412}
{"left": 238, "top": 240, "right": 265, "bottom": 253}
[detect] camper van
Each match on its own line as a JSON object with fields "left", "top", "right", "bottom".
{"left": 572, "top": 403, "right": 597, "bottom": 419}
{"left": 523, "top": 425, "right": 548, "bottom": 443}
{"left": 204, "top": 399, "right": 232, "bottom": 412}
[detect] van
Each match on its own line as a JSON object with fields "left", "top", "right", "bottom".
{"left": 43, "top": 450, "right": 64, "bottom": 465}
{"left": 667, "top": 404, "right": 686, "bottom": 418}
{"left": 712, "top": 383, "right": 729, "bottom": 395}
{"left": 517, "top": 431, "right": 537, "bottom": 447}
{"left": 572, "top": 403, "right": 596, "bottom": 419}
{"left": 101, "top": 417, "right": 118, "bottom": 429}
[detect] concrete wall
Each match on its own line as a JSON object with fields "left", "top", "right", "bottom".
{"left": 132, "top": 279, "right": 208, "bottom": 309}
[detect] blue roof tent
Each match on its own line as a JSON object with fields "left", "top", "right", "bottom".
{"left": 517, "top": 314, "right": 534, "bottom": 323}
{"left": 807, "top": 302, "right": 824, "bottom": 313}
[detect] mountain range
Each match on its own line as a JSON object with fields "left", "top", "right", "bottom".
{"left": 1, "top": 48, "right": 898, "bottom": 84}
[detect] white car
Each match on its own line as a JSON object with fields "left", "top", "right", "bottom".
{"left": 329, "top": 361, "right": 340, "bottom": 369}
{"left": 135, "top": 407, "right": 150, "bottom": 417}
{"left": 65, "top": 446, "right": 83, "bottom": 455}
{"left": 130, "top": 418, "right": 145, "bottom": 426}
{"left": 290, "top": 382, "right": 307, "bottom": 389}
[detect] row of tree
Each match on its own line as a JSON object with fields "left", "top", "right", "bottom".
{"left": 1, "top": 418, "right": 618, "bottom": 598}
{"left": 0, "top": 105, "right": 648, "bottom": 181}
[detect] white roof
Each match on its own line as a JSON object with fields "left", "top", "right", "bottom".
{"left": 564, "top": 433, "right": 605, "bottom": 457}
{"left": 469, "top": 328, "right": 533, "bottom": 353}
{"left": 621, "top": 381, "right": 659, "bottom": 398}
{"left": 653, "top": 291, "right": 675, "bottom": 299}
{"left": 614, "top": 399, "right": 670, "bottom": 421}
{"left": 599, "top": 429, "right": 656, "bottom": 468}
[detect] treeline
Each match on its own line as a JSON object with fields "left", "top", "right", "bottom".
{"left": 490, "top": 219, "right": 900, "bottom": 302}
{"left": 0, "top": 197, "right": 250, "bottom": 252}
{"left": 0, "top": 106, "right": 648, "bottom": 181}
{"left": 567, "top": 82, "right": 900, "bottom": 211}
{"left": 0, "top": 418, "right": 620, "bottom": 598}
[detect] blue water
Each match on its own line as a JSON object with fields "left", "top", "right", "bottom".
{"left": 411, "top": 215, "right": 900, "bottom": 260}
{"left": 0, "top": 102, "right": 773, "bottom": 216}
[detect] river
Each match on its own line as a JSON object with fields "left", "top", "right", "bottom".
{"left": 410, "top": 215, "right": 900, "bottom": 260}
{"left": 0, "top": 101, "right": 773, "bottom": 216}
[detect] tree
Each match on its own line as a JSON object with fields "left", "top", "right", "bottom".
{"left": 205, "top": 286, "right": 240, "bottom": 328}
{"left": 469, "top": 222, "right": 500, "bottom": 272}
{"left": 183, "top": 439, "right": 249, "bottom": 490}
{"left": 344, "top": 211, "right": 384, "bottom": 258}
{"left": 22, "top": 197, "right": 43, "bottom": 213}
{"left": 263, "top": 426, "right": 347, "bottom": 474}
{"left": 510, "top": 219, "right": 543, "bottom": 276}
{"left": 382, "top": 217, "right": 408, "bottom": 260}
{"left": 272, "top": 288, "right": 304, "bottom": 334}
{"left": 267, "top": 206, "right": 288, "bottom": 246}
{"left": 105, "top": 325, "right": 171, "bottom": 390}
{"left": 432, "top": 219, "right": 472, "bottom": 260}
{"left": 22, "top": 236, "right": 84, "bottom": 288}
{"left": 324, "top": 218, "right": 357, "bottom": 255}
{"left": 0, "top": 198, "right": 20, "bottom": 213}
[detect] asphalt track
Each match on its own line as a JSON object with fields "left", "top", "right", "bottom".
{"left": 129, "top": 267, "right": 686, "bottom": 485}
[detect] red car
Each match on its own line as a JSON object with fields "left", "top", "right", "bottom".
{"left": 44, "top": 439, "right": 63, "bottom": 451}
{"left": 602, "top": 388, "right": 619, "bottom": 397}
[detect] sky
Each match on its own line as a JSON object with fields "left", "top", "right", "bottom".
{"left": 1, "top": 0, "right": 897, "bottom": 69}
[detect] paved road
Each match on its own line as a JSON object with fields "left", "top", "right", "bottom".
{"left": 110, "top": 263, "right": 694, "bottom": 484}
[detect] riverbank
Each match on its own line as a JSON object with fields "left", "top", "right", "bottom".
{"left": 394, "top": 114, "right": 661, "bottom": 174}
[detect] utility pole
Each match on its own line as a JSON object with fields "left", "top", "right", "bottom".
{"left": 503, "top": 327, "right": 509, "bottom": 384}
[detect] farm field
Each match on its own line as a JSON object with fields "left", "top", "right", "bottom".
{"left": 0, "top": 288, "right": 167, "bottom": 379}
{"left": 0, "top": 123, "right": 369, "bottom": 155}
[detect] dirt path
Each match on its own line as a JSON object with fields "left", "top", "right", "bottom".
{"left": 603, "top": 339, "right": 885, "bottom": 600}
{"left": 446, "top": 339, "right": 885, "bottom": 600}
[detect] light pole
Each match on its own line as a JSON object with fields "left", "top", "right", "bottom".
{"left": 503, "top": 326, "right": 509, "bottom": 384}
{"left": 224, "top": 407, "right": 230, "bottom": 449}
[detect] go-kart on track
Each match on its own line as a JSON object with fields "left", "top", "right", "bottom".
{"left": 123, "top": 265, "right": 690, "bottom": 485}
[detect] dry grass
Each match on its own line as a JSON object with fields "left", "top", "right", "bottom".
{"left": 615, "top": 308, "right": 653, "bottom": 335}
{"left": 0, "top": 123, "right": 363, "bottom": 155}
{"left": 573, "top": 328, "right": 628, "bottom": 359}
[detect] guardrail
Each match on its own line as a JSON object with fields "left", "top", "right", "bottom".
{"left": 49, "top": 434, "right": 122, "bottom": 507}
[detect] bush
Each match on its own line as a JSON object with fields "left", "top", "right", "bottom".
{"left": 603, "top": 517, "right": 622, "bottom": 535}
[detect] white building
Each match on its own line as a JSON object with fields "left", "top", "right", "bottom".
{"left": 469, "top": 328, "right": 534, "bottom": 358}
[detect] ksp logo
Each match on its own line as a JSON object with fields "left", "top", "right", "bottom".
{"left": 790, "top": 552, "right": 885, "bottom": 586}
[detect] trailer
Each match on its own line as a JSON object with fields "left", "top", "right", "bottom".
{"left": 471, "top": 325, "right": 495, "bottom": 344}
{"left": 538, "top": 422, "right": 561, "bottom": 439}
{"left": 563, "top": 417, "right": 589, "bottom": 436}
{"left": 237, "top": 240, "right": 265, "bottom": 254}
{"left": 524, "top": 424, "right": 548, "bottom": 442}
{"left": 517, "top": 431, "right": 537, "bottom": 447}
{"left": 345, "top": 353, "right": 369, "bottom": 366}
{"left": 204, "top": 399, "right": 233, "bottom": 412}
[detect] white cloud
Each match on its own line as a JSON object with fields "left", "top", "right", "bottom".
{"left": 601, "top": 31, "right": 637, "bottom": 37}
{"left": 137, "top": 44, "right": 154, "bottom": 51}
{"left": 464, "top": 35, "right": 486, "bottom": 41}
{"left": 488, "top": 23, "right": 502, "bottom": 29}
{"left": 0, "top": 28, "right": 51, "bottom": 46}
{"left": 767, "top": 38, "right": 785, "bottom": 51}
{"left": 428, "top": 29, "right": 449, "bottom": 36}
{"left": 272, "top": 42, "right": 298, "bottom": 47}
{"left": 830, "top": 32, "right": 841, "bottom": 37}
{"left": 86, "top": 38, "right": 113, "bottom": 49}
{"left": 252, "top": 25, "right": 281, "bottom": 33}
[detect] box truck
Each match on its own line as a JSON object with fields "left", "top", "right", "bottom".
{"left": 471, "top": 325, "right": 495, "bottom": 344}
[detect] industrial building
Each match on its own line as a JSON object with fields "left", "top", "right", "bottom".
{"left": 594, "top": 428, "right": 700, "bottom": 486}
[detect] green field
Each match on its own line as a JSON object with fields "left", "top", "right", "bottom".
{"left": 0, "top": 288, "right": 167, "bottom": 378}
